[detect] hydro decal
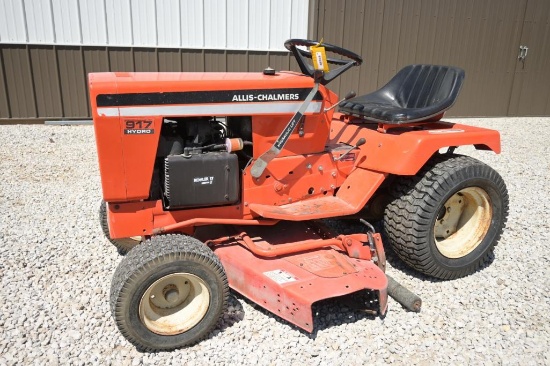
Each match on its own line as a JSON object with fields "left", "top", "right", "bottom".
{"left": 124, "top": 119, "right": 154, "bottom": 134}
{"left": 96, "top": 88, "right": 322, "bottom": 107}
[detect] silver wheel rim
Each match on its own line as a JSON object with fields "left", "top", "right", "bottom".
{"left": 139, "top": 273, "right": 210, "bottom": 335}
{"left": 434, "top": 187, "right": 493, "bottom": 259}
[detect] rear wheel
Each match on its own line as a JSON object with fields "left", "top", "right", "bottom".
{"left": 384, "top": 154, "right": 508, "bottom": 280}
{"left": 110, "top": 234, "right": 228, "bottom": 351}
{"left": 99, "top": 200, "right": 140, "bottom": 254}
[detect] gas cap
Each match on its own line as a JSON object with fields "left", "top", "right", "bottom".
{"left": 263, "top": 67, "right": 276, "bottom": 75}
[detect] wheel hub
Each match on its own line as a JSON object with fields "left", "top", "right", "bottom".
{"left": 434, "top": 187, "right": 493, "bottom": 258}
{"left": 139, "top": 273, "right": 210, "bottom": 335}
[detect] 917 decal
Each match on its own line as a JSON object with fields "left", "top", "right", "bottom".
{"left": 124, "top": 120, "right": 154, "bottom": 134}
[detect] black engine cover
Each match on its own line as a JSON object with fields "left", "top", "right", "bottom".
{"left": 164, "top": 152, "right": 239, "bottom": 209}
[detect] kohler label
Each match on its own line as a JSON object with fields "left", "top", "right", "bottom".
{"left": 193, "top": 176, "right": 214, "bottom": 185}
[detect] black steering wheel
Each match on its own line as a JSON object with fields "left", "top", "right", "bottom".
{"left": 284, "top": 39, "right": 363, "bottom": 85}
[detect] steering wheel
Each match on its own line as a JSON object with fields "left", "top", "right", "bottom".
{"left": 284, "top": 39, "right": 363, "bottom": 85}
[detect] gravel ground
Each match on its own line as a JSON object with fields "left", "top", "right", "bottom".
{"left": 0, "top": 117, "right": 549, "bottom": 365}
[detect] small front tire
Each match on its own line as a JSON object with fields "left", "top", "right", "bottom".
{"left": 110, "top": 235, "right": 229, "bottom": 351}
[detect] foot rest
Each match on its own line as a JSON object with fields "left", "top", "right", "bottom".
{"left": 249, "top": 196, "right": 355, "bottom": 220}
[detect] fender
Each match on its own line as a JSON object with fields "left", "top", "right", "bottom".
{"left": 330, "top": 119, "right": 500, "bottom": 176}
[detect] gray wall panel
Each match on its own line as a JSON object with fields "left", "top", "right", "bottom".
{"left": 29, "top": 47, "right": 63, "bottom": 118}
{"left": 134, "top": 49, "right": 158, "bottom": 72}
{"left": 267, "top": 53, "right": 291, "bottom": 73}
{"left": 357, "top": 0, "right": 384, "bottom": 93}
{"left": 204, "top": 50, "right": 226, "bottom": 72}
{"left": 248, "top": 52, "right": 269, "bottom": 73}
{"left": 0, "top": 49, "right": 10, "bottom": 118}
{"left": 57, "top": 47, "right": 88, "bottom": 118}
{"left": 181, "top": 50, "right": 205, "bottom": 72}
{"left": 226, "top": 52, "right": 248, "bottom": 72}
{"left": 2, "top": 46, "right": 36, "bottom": 118}
{"left": 338, "top": 0, "right": 366, "bottom": 96}
{"left": 82, "top": 47, "right": 111, "bottom": 117}
{"left": 83, "top": 47, "right": 110, "bottom": 73}
{"left": 158, "top": 49, "right": 182, "bottom": 72}
{"left": 508, "top": 0, "right": 550, "bottom": 116}
{"left": 108, "top": 48, "right": 134, "bottom": 72}
{"left": 316, "top": 0, "right": 346, "bottom": 94}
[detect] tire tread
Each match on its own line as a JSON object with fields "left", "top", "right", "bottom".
{"left": 384, "top": 153, "right": 509, "bottom": 280}
{"left": 110, "top": 234, "right": 228, "bottom": 351}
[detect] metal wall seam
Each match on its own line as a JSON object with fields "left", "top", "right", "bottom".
{"left": 105, "top": 0, "right": 132, "bottom": 46}
{"left": 131, "top": 0, "right": 156, "bottom": 47}
{"left": 181, "top": 0, "right": 205, "bottom": 49}
{"left": 269, "top": 0, "right": 292, "bottom": 50}
{"left": 0, "top": 0, "right": 26, "bottom": 42}
{"left": 248, "top": 0, "right": 270, "bottom": 50}
{"left": 227, "top": 0, "right": 249, "bottom": 50}
{"left": 24, "top": 0, "right": 55, "bottom": 44}
{"left": 157, "top": 0, "right": 180, "bottom": 47}
{"left": 51, "top": 0, "right": 82, "bottom": 45}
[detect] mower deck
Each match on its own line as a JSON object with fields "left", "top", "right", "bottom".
{"left": 196, "top": 222, "right": 388, "bottom": 332}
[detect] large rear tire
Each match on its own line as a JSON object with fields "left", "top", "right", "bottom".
{"left": 110, "top": 234, "right": 228, "bottom": 351}
{"left": 384, "top": 154, "right": 508, "bottom": 280}
{"left": 99, "top": 200, "right": 140, "bottom": 254}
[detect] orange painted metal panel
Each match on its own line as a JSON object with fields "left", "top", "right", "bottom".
{"left": 330, "top": 117, "right": 501, "bottom": 175}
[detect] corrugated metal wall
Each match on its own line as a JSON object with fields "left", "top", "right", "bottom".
{"left": 0, "top": 0, "right": 309, "bottom": 51}
{"left": 1, "top": 0, "right": 550, "bottom": 121}
{"left": 311, "top": 0, "right": 550, "bottom": 117}
{"left": 507, "top": 0, "right": 550, "bottom": 116}
{"left": 0, "top": 45, "right": 304, "bottom": 120}
{"left": 312, "top": 0, "right": 533, "bottom": 116}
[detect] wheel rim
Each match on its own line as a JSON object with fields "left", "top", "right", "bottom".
{"left": 139, "top": 273, "right": 210, "bottom": 335}
{"left": 434, "top": 187, "right": 493, "bottom": 259}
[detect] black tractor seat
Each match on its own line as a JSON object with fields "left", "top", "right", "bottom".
{"left": 339, "top": 64, "right": 465, "bottom": 124}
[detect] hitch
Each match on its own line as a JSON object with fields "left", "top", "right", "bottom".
{"left": 387, "top": 275, "right": 422, "bottom": 312}
{"left": 359, "top": 219, "right": 421, "bottom": 312}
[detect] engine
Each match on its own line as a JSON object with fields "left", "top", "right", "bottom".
{"left": 154, "top": 117, "right": 252, "bottom": 209}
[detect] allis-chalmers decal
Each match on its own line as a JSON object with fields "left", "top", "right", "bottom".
{"left": 124, "top": 120, "right": 154, "bottom": 134}
{"left": 231, "top": 93, "right": 300, "bottom": 102}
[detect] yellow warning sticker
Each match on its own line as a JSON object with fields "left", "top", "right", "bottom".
{"left": 311, "top": 45, "right": 329, "bottom": 72}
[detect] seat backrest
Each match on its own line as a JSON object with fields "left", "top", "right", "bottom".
{"left": 386, "top": 65, "right": 465, "bottom": 109}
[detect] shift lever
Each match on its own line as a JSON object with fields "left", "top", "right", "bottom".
{"left": 324, "top": 91, "right": 357, "bottom": 112}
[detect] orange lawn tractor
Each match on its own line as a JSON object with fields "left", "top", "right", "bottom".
{"left": 90, "top": 39, "right": 508, "bottom": 351}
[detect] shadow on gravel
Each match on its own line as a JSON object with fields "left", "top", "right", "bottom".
{"left": 216, "top": 293, "right": 246, "bottom": 331}
{"left": 231, "top": 288, "right": 379, "bottom": 341}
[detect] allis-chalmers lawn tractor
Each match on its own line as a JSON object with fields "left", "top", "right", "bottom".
{"left": 90, "top": 39, "right": 508, "bottom": 351}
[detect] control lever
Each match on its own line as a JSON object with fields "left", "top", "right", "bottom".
{"left": 334, "top": 137, "right": 366, "bottom": 161}
{"left": 251, "top": 82, "right": 320, "bottom": 178}
{"left": 324, "top": 91, "right": 356, "bottom": 112}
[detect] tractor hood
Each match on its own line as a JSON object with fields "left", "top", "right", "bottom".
{"left": 88, "top": 71, "right": 325, "bottom": 118}
{"left": 89, "top": 71, "right": 316, "bottom": 95}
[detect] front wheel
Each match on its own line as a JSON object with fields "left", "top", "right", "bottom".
{"left": 110, "top": 235, "right": 229, "bottom": 351}
{"left": 384, "top": 154, "right": 508, "bottom": 280}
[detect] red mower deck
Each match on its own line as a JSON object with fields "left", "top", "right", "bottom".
{"left": 196, "top": 222, "right": 388, "bottom": 332}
